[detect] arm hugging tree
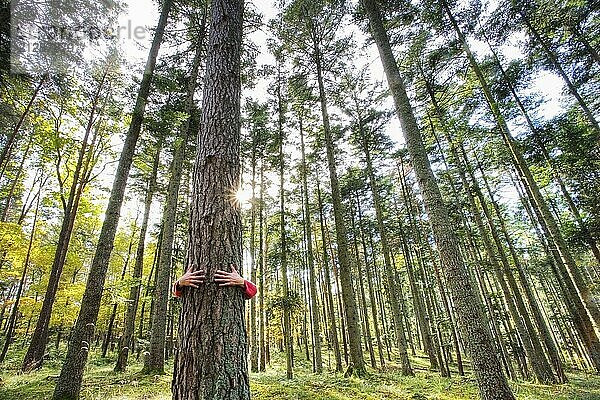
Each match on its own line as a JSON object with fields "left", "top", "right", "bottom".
{"left": 171, "top": 0, "right": 249, "bottom": 399}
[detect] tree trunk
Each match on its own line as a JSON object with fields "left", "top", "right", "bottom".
{"left": 23, "top": 68, "right": 108, "bottom": 373}
{"left": 299, "top": 118, "right": 323, "bottom": 373}
{"left": 358, "top": 117, "right": 413, "bottom": 375}
{"left": 312, "top": 27, "right": 365, "bottom": 378}
{"left": 52, "top": 1, "right": 171, "bottom": 397}
{"left": 442, "top": 0, "right": 600, "bottom": 373}
{"left": 356, "top": 195, "right": 386, "bottom": 368}
{"left": 258, "top": 160, "right": 266, "bottom": 372}
{"left": 515, "top": 3, "right": 599, "bottom": 132}
{"left": 116, "top": 141, "right": 161, "bottom": 371}
{"left": 0, "top": 75, "right": 46, "bottom": 179}
{"left": 316, "top": 177, "right": 343, "bottom": 372}
{"left": 361, "top": 1, "right": 515, "bottom": 398}
{"left": 0, "top": 189, "right": 40, "bottom": 362}
{"left": 171, "top": 0, "right": 248, "bottom": 398}
{"left": 275, "top": 61, "right": 293, "bottom": 380}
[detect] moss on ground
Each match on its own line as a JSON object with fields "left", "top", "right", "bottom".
{"left": 1, "top": 349, "right": 599, "bottom": 399}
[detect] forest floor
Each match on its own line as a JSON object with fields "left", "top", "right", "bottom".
{"left": 1, "top": 347, "right": 600, "bottom": 400}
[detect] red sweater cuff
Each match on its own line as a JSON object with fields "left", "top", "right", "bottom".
{"left": 243, "top": 279, "right": 257, "bottom": 299}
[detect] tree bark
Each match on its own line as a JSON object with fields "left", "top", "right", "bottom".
{"left": 171, "top": 0, "right": 248, "bottom": 398}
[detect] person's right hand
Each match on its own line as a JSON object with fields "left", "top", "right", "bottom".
{"left": 176, "top": 266, "right": 205, "bottom": 288}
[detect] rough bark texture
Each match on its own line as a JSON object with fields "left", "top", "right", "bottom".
{"left": 51, "top": 1, "right": 171, "bottom": 398}
{"left": 361, "top": 1, "right": 515, "bottom": 398}
{"left": 171, "top": 0, "right": 248, "bottom": 399}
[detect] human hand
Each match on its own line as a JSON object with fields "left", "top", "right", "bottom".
{"left": 214, "top": 264, "right": 245, "bottom": 287}
{"left": 176, "top": 266, "right": 205, "bottom": 288}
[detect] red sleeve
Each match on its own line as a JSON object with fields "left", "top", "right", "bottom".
{"left": 173, "top": 281, "right": 182, "bottom": 298}
{"left": 242, "top": 279, "right": 257, "bottom": 300}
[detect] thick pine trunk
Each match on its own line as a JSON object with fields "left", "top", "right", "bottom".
{"left": 171, "top": 0, "right": 248, "bottom": 398}
{"left": 361, "top": 1, "right": 515, "bottom": 398}
{"left": 52, "top": 2, "right": 171, "bottom": 397}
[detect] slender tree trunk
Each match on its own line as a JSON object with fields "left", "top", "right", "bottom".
{"left": 275, "top": 62, "right": 293, "bottom": 380}
{"left": 0, "top": 188, "right": 40, "bottom": 362}
{"left": 299, "top": 118, "right": 323, "bottom": 373}
{"left": 116, "top": 142, "right": 161, "bottom": 370}
{"left": 362, "top": 1, "right": 515, "bottom": 398}
{"left": 316, "top": 177, "right": 343, "bottom": 372}
{"left": 258, "top": 160, "right": 266, "bottom": 372}
{"left": 52, "top": 2, "right": 171, "bottom": 397}
{"left": 356, "top": 195, "right": 385, "bottom": 368}
{"left": 443, "top": 0, "right": 600, "bottom": 372}
{"left": 484, "top": 40, "right": 600, "bottom": 267}
{"left": 312, "top": 31, "right": 365, "bottom": 379}
{"left": 0, "top": 75, "right": 46, "bottom": 178}
{"left": 172, "top": 1, "right": 248, "bottom": 398}
{"left": 1, "top": 130, "right": 34, "bottom": 222}
{"left": 472, "top": 154, "right": 567, "bottom": 383}
{"left": 349, "top": 205, "right": 375, "bottom": 368}
{"left": 23, "top": 68, "right": 108, "bottom": 373}
{"left": 357, "top": 117, "right": 413, "bottom": 374}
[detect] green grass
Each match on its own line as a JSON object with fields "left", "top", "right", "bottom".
{"left": 1, "top": 348, "right": 600, "bottom": 400}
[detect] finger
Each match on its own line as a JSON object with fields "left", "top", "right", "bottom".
{"left": 186, "top": 265, "right": 193, "bottom": 273}
{"left": 189, "top": 283, "right": 199, "bottom": 288}
{"left": 189, "top": 279, "right": 204, "bottom": 284}
{"left": 214, "top": 277, "right": 229, "bottom": 283}
{"left": 191, "top": 271, "right": 205, "bottom": 277}
{"left": 214, "top": 271, "right": 230, "bottom": 277}
{"left": 219, "top": 281, "right": 235, "bottom": 287}
{"left": 230, "top": 264, "right": 238, "bottom": 274}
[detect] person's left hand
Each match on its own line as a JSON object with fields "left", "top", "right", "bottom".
{"left": 214, "top": 264, "right": 245, "bottom": 287}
